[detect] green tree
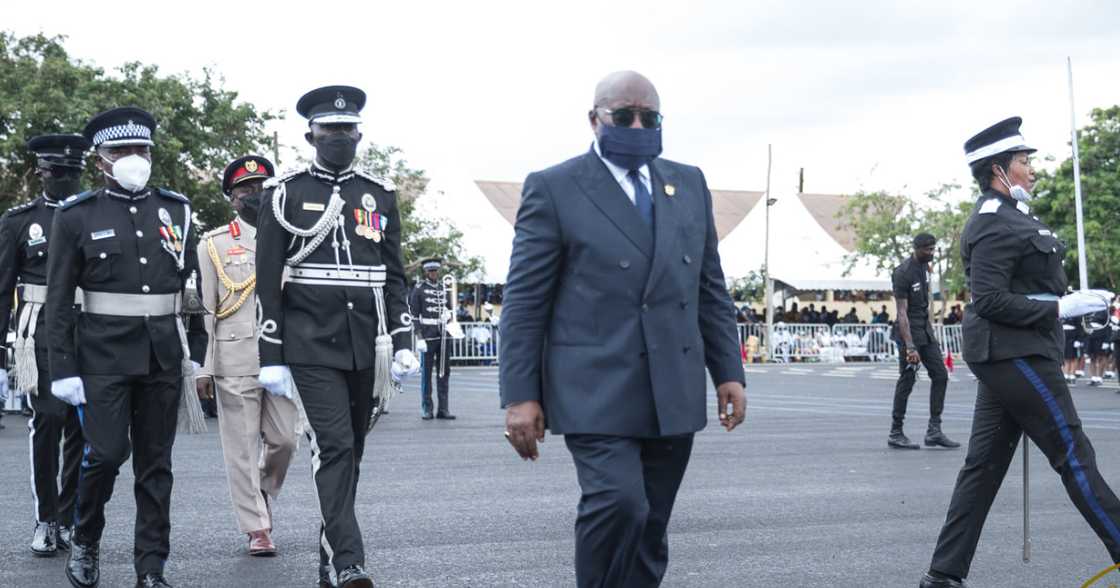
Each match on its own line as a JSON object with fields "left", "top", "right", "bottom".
{"left": 837, "top": 183, "right": 972, "bottom": 317}
{"left": 837, "top": 189, "right": 919, "bottom": 275}
{"left": 728, "top": 270, "right": 765, "bottom": 303}
{"left": 0, "top": 31, "right": 276, "bottom": 227}
{"left": 1031, "top": 106, "right": 1120, "bottom": 289}
{"left": 302, "top": 143, "right": 485, "bottom": 282}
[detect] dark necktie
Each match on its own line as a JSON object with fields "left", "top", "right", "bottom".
{"left": 628, "top": 169, "right": 653, "bottom": 227}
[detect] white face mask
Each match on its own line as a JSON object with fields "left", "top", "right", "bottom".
{"left": 101, "top": 153, "right": 151, "bottom": 192}
{"left": 997, "top": 166, "right": 1032, "bottom": 202}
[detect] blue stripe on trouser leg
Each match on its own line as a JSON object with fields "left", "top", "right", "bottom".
{"left": 74, "top": 405, "right": 88, "bottom": 529}
{"left": 420, "top": 350, "right": 428, "bottom": 411}
{"left": 1013, "top": 358, "right": 1120, "bottom": 546}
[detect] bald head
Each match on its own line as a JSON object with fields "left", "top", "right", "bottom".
{"left": 592, "top": 71, "right": 660, "bottom": 110}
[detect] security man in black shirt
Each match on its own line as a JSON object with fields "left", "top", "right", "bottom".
{"left": 255, "top": 85, "right": 418, "bottom": 588}
{"left": 409, "top": 258, "right": 456, "bottom": 420}
{"left": 46, "top": 107, "right": 206, "bottom": 588}
{"left": 889, "top": 233, "right": 957, "bottom": 449}
{"left": 920, "top": 117, "right": 1120, "bottom": 588}
{"left": 0, "top": 134, "right": 89, "bottom": 556}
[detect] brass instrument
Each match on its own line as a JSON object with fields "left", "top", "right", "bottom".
{"left": 439, "top": 274, "right": 465, "bottom": 377}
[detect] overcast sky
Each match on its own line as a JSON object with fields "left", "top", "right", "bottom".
{"left": 9, "top": 1, "right": 1119, "bottom": 280}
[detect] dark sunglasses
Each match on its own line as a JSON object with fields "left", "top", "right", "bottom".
{"left": 596, "top": 107, "right": 663, "bottom": 129}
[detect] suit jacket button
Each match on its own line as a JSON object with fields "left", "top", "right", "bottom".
{"left": 683, "top": 255, "right": 692, "bottom": 264}
{"left": 347, "top": 301, "right": 354, "bottom": 310}
{"left": 641, "top": 304, "right": 649, "bottom": 312}
{"left": 680, "top": 301, "right": 687, "bottom": 308}
{"left": 619, "top": 260, "right": 631, "bottom": 269}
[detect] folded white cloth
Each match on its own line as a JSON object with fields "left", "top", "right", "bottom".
{"left": 1059, "top": 290, "right": 1113, "bottom": 320}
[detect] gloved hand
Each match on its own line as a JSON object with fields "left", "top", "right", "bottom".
{"left": 0, "top": 368, "right": 8, "bottom": 403}
{"left": 1059, "top": 290, "right": 1113, "bottom": 320}
{"left": 393, "top": 349, "right": 420, "bottom": 378}
{"left": 258, "top": 365, "right": 293, "bottom": 399}
{"left": 415, "top": 339, "right": 428, "bottom": 353}
{"left": 51, "top": 377, "right": 86, "bottom": 406}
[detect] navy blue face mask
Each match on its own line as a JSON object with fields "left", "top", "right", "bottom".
{"left": 598, "top": 123, "right": 662, "bottom": 171}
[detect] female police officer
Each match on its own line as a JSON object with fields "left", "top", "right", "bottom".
{"left": 920, "top": 117, "right": 1120, "bottom": 588}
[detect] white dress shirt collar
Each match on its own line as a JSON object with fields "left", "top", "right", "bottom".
{"left": 593, "top": 140, "right": 651, "bottom": 204}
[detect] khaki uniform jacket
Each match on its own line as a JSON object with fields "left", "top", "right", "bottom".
{"left": 198, "top": 217, "right": 260, "bottom": 377}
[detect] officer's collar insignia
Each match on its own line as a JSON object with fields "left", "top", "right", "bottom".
{"left": 978, "top": 198, "right": 1001, "bottom": 215}
{"left": 1016, "top": 200, "right": 1030, "bottom": 215}
{"left": 664, "top": 184, "right": 676, "bottom": 197}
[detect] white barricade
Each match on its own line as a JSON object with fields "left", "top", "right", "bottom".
{"left": 830, "top": 323, "right": 897, "bottom": 362}
{"left": 447, "top": 321, "right": 500, "bottom": 365}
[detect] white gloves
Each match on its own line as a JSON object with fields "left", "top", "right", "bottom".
{"left": 415, "top": 339, "right": 428, "bottom": 353}
{"left": 258, "top": 365, "right": 294, "bottom": 399}
{"left": 1059, "top": 289, "right": 1114, "bottom": 320}
{"left": 51, "top": 377, "right": 86, "bottom": 406}
{"left": 0, "top": 368, "right": 8, "bottom": 403}
{"left": 392, "top": 349, "right": 421, "bottom": 382}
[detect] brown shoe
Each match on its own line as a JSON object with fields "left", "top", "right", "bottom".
{"left": 248, "top": 530, "right": 277, "bottom": 557}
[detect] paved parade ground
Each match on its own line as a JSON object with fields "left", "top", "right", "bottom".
{"left": 3, "top": 364, "right": 1120, "bottom": 587}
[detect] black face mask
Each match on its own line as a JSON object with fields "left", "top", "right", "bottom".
{"left": 236, "top": 191, "right": 263, "bottom": 228}
{"left": 316, "top": 135, "right": 358, "bottom": 170}
{"left": 42, "top": 174, "right": 82, "bottom": 200}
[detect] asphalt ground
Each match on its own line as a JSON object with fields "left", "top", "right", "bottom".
{"left": 2, "top": 363, "right": 1120, "bottom": 587}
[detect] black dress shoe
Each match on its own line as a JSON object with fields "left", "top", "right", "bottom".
{"left": 920, "top": 571, "right": 967, "bottom": 587}
{"left": 31, "top": 521, "right": 58, "bottom": 557}
{"left": 136, "top": 573, "right": 172, "bottom": 588}
{"left": 66, "top": 541, "right": 99, "bottom": 588}
{"left": 318, "top": 564, "right": 334, "bottom": 588}
{"left": 435, "top": 412, "right": 456, "bottom": 420}
{"left": 336, "top": 564, "right": 374, "bottom": 588}
{"left": 924, "top": 429, "right": 961, "bottom": 448}
{"left": 420, "top": 412, "right": 434, "bottom": 420}
{"left": 888, "top": 430, "right": 920, "bottom": 449}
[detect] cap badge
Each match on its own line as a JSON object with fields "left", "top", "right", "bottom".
{"left": 245, "top": 160, "right": 259, "bottom": 173}
{"left": 334, "top": 95, "right": 346, "bottom": 109}
{"left": 665, "top": 184, "right": 676, "bottom": 197}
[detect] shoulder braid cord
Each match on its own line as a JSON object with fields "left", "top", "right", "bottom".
{"left": 205, "top": 236, "right": 256, "bottom": 319}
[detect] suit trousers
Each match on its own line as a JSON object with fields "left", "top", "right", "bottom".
{"left": 74, "top": 361, "right": 181, "bottom": 577}
{"left": 929, "top": 355, "right": 1120, "bottom": 578}
{"left": 419, "top": 339, "right": 450, "bottom": 415}
{"left": 290, "top": 365, "right": 373, "bottom": 576}
{"left": 215, "top": 375, "right": 298, "bottom": 533}
{"left": 28, "top": 346, "right": 83, "bottom": 525}
{"left": 893, "top": 341, "right": 949, "bottom": 430}
{"left": 564, "top": 434, "right": 694, "bottom": 588}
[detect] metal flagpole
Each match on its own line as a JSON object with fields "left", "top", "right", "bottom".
{"left": 763, "top": 144, "right": 774, "bottom": 362}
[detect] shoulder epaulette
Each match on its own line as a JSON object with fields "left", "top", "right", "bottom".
{"left": 264, "top": 169, "right": 305, "bottom": 189}
{"left": 59, "top": 190, "right": 97, "bottom": 210}
{"left": 3, "top": 200, "right": 37, "bottom": 217}
{"left": 203, "top": 224, "right": 231, "bottom": 239}
{"left": 978, "top": 198, "right": 1001, "bottom": 215}
{"left": 157, "top": 188, "right": 190, "bottom": 204}
{"left": 354, "top": 169, "right": 396, "bottom": 192}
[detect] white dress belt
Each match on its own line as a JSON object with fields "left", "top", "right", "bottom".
{"left": 82, "top": 291, "right": 180, "bottom": 316}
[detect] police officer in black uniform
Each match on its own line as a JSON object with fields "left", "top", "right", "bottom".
{"left": 409, "top": 258, "right": 456, "bottom": 420}
{"left": 255, "top": 85, "right": 418, "bottom": 588}
{"left": 889, "top": 233, "right": 957, "bottom": 449}
{"left": 0, "top": 134, "right": 89, "bottom": 557}
{"left": 920, "top": 117, "right": 1120, "bottom": 588}
{"left": 46, "top": 107, "right": 206, "bottom": 588}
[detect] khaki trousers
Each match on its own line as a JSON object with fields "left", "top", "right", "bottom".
{"left": 215, "top": 375, "right": 299, "bottom": 533}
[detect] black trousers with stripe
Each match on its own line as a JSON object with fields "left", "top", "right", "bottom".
{"left": 290, "top": 365, "right": 373, "bottom": 576}
{"left": 419, "top": 338, "right": 449, "bottom": 415}
{"left": 929, "top": 355, "right": 1120, "bottom": 578}
{"left": 74, "top": 362, "right": 181, "bottom": 576}
{"left": 28, "top": 347, "right": 83, "bottom": 524}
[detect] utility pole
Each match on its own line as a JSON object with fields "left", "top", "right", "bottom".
{"left": 763, "top": 145, "right": 775, "bottom": 362}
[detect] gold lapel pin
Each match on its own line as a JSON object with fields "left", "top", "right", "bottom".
{"left": 664, "top": 184, "right": 676, "bottom": 197}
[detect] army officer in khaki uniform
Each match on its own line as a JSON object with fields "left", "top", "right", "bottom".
{"left": 196, "top": 156, "right": 298, "bottom": 557}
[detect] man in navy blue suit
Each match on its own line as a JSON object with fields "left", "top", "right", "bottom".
{"left": 499, "top": 70, "right": 747, "bottom": 587}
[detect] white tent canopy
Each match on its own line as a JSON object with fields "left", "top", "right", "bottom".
{"left": 718, "top": 192, "right": 889, "bottom": 290}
